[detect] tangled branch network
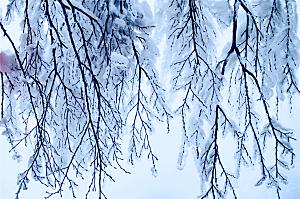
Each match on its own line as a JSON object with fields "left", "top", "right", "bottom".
{"left": 0, "top": 0, "right": 299, "bottom": 198}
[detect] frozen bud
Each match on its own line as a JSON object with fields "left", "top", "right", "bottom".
{"left": 0, "top": 51, "right": 17, "bottom": 73}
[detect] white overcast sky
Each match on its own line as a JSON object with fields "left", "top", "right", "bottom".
{"left": 0, "top": 0, "right": 300, "bottom": 198}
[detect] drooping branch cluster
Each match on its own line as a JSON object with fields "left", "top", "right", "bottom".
{"left": 168, "top": 0, "right": 223, "bottom": 167}
{"left": 0, "top": 0, "right": 170, "bottom": 198}
{"left": 166, "top": 0, "right": 298, "bottom": 198}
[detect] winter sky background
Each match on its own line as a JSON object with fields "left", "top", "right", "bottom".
{"left": 0, "top": 0, "right": 300, "bottom": 198}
